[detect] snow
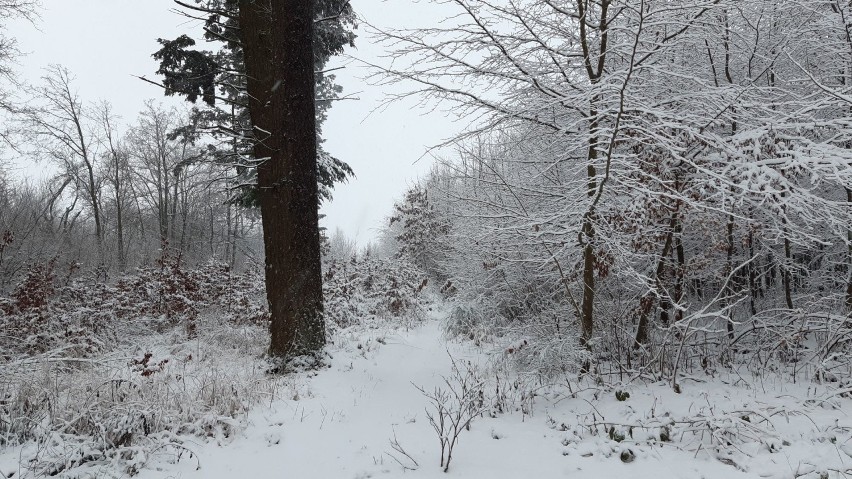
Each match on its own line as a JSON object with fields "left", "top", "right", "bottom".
{"left": 60, "top": 303, "right": 841, "bottom": 479}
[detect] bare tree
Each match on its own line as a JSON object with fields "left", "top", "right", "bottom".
{"left": 378, "top": 0, "right": 727, "bottom": 347}
{"left": 25, "top": 65, "right": 105, "bottom": 263}
{"left": 96, "top": 101, "right": 130, "bottom": 271}
{"left": 0, "top": 0, "right": 38, "bottom": 117}
{"left": 385, "top": 0, "right": 852, "bottom": 379}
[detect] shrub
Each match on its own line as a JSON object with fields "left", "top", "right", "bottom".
{"left": 323, "top": 254, "right": 427, "bottom": 332}
{"left": 11, "top": 258, "right": 57, "bottom": 312}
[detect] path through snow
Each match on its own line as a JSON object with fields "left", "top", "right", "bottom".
{"left": 138, "top": 308, "right": 849, "bottom": 479}
{"left": 138, "top": 309, "right": 581, "bottom": 478}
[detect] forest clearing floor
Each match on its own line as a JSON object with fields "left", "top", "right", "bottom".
{"left": 3, "top": 301, "right": 852, "bottom": 479}
{"left": 138, "top": 303, "right": 852, "bottom": 479}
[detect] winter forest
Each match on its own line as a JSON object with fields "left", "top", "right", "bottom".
{"left": 1, "top": 0, "right": 852, "bottom": 478}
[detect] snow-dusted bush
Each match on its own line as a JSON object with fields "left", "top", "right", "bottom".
{"left": 323, "top": 253, "right": 428, "bottom": 332}
{"left": 444, "top": 302, "right": 495, "bottom": 345}
{"left": 438, "top": 254, "right": 589, "bottom": 379}
{"left": 0, "top": 249, "right": 269, "bottom": 359}
{"left": 501, "top": 307, "right": 589, "bottom": 381}
{"left": 0, "top": 252, "right": 278, "bottom": 476}
{"left": 0, "top": 314, "right": 295, "bottom": 477}
{"left": 415, "top": 356, "right": 487, "bottom": 473}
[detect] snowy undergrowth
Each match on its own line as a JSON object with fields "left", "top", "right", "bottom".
{"left": 44, "top": 299, "right": 840, "bottom": 479}
{"left": 549, "top": 376, "right": 852, "bottom": 479}
{"left": 0, "top": 260, "right": 431, "bottom": 479}
{"left": 4, "top": 292, "right": 852, "bottom": 478}
{"left": 0, "top": 313, "right": 304, "bottom": 478}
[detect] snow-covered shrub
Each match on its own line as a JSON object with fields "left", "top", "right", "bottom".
{"left": 0, "top": 313, "right": 296, "bottom": 477}
{"left": 0, "top": 251, "right": 281, "bottom": 476}
{"left": 214, "top": 267, "right": 268, "bottom": 325}
{"left": 444, "top": 302, "right": 495, "bottom": 345}
{"left": 437, "top": 248, "right": 589, "bottom": 379}
{"left": 0, "top": 248, "right": 271, "bottom": 356}
{"left": 501, "top": 305, "right": 589, "bottom": 381}
{"left": 415, "top": 356, "right": 487, "bottom": 473}
{"left": 323, "top": 253, "right": 428, "bottom": 332}
{"left": 10, "top": 259, "right": 57, "bottom": 312}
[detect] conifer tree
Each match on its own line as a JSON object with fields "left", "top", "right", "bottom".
{"left": 238, "top": 0, "right": 325, "bottom": 358}
{"left": 153, "top": 0, "right": 355, "bottom": 204}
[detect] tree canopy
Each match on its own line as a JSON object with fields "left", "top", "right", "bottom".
{"left": 153, "top": 0, "right": 356, "bottom": 205}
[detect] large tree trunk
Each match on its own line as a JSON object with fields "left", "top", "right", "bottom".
{"left": 240, "top": 0, "right": 325, "bottom": 358}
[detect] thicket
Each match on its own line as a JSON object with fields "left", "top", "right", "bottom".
{"left": 378, "top": 0, "right": 852, "bottom": 389}
{"left": 0, "top": 243, "right": 426, "bottom": 476}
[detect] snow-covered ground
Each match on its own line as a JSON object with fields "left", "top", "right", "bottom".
{"left": 97, "top": 305, "right": 850, "bottom": 479}
{"left": 2, "top": 300, "right": 850, "bottom": 479}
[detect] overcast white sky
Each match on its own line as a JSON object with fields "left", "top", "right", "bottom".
{"left": 5, "top": 0, "right": 459, "bottom": 245}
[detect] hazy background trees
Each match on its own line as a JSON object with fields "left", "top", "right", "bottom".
{"left": 0, "top": 1, "right": 38, "bottom": 116}
{"left": 0, "top": 69, "right": 263, "bottom": 293}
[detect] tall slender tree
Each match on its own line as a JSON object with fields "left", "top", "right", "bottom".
{"left": 25, "top": 66, "right": 105, "bottom": 261}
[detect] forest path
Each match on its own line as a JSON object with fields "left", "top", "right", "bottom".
{"left": 139, "top": 306, "right": 763, "bottom": 479}
{"left": 138, "top": 306, "right": 572, "bottom": 479}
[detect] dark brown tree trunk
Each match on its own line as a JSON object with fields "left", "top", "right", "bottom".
{"left": 171, "top": 167, "right": 180, "bottom": 247}
{"left": 580, "top": 220, "right": 595, "bottom": 348}
{"left": 114, "top": 157, "right": 126, "bottom": 271}
{"left": 635, "top": 214, "right": 677, "bottom": 348}
{"left": 782, "top": 225, "right": 794, "bottom": 310}
{"left": 240, "top": 0, "right": 325, "bottom": 358}
{"left": 659, "top": 260, "right": 671, "bottom": 325}
{"left": 725, "top": 216, "right": 736, "bottom": 340}
{"left": 846, "top": 187, "right": 852, "bottom": 313}
{"left": 674, "top": 217, "right": 686, "bottom": 323}
{"left": 83, "top": 158, "right": 103, "bottom": 256}
{"left": 579, "top": 99, "right": 598, "bottom": 350}
{"left": 576, "top": 0, "right": 611, "bottom": 352}
{"left": 580, "top": 104, "right": 598, "bottom": 350}
{"left": 747, "top": 219, "right": 757, "bottom": 316}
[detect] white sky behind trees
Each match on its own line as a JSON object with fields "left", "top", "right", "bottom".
{"left": 5, "top": 0, "right": 458, "bottom": 245}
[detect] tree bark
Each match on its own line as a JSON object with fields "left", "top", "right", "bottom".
{"left": 580, "top": 219, "right": 595, "bottom": 348}
{"left": 674, "top": 217, "right": 685, "bottom": 323}
{"left": 576, "top": 0, "right": 611, "bottom": 349}
{"left": 725, "top": 215, "right": 736, "bottom": 340}
{"left": 635, "top": 214, "right": 677, "bottom": 348}
{"left": 101, "top": 106, "right": 126, "bottom": 271}
{"left": 846, "top": 187, "right": 852, "bottom": 313}
{"left": 240, "top": 0, "right": 325, "bottom": 358}
{"left": 747, "top": 227, "right": 757, "bottom": 316}
{"left": 782, "top": 222, "right": 794, "bottom": 310}
{"left": 111, "top": 151, "right": 126, "bottom": 271}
